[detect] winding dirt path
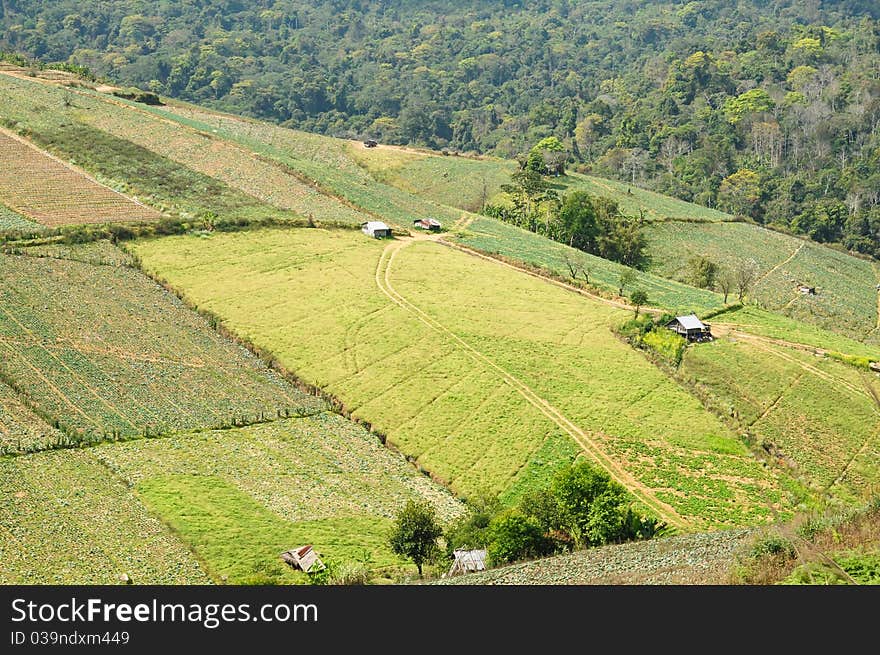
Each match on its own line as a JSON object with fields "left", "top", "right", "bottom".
{"left": 754, "top": 241, "right": 805, "bottom": 289}
{"left": 374, "top": 237, "right": 689, "bottom": 530}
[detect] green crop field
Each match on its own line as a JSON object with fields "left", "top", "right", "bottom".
{"left": 711, "top": 306, "right": 880, "bottom": 361}
{"left": 0, "top": 202, "right": 44, "bottom": 234}
{"left": 0, "top": 449, "right": 210, "bottom": 584}
{"left": 0, "top": 379, "right": 62, "bottom": 452}
{"left": 91, "top": 414, "right": 462, "bottom": 584}
{"left": 132, "top": 227, "right": 789, "bottom": 530}
{"left": 143, "top": 99, "right": 468, "bottom": 229}
{"left": 678, "top": 335, "right": 880, "bottom": 504}
{"left": 0, "top": 245, "right": 323, "bottom": 451}
{"left": 346, "top": 141, "right": 731, "bottom": 222}
{"left": 645, "top": 221, "right": 880, "bottom": 343}
{"left": 457, "top": 216, "right": 724, "bottom": 315}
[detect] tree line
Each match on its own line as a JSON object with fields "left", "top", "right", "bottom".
{"left": 1, "top": 1, "right": 878, "bottom": 256}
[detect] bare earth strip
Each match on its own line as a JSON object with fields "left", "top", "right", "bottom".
{"left": 0, "top": 128, "right": 160, "bottom": 226}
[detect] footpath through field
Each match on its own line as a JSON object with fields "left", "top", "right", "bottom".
{"left": 375, "top": 235, "right": 689, "bottom": 530}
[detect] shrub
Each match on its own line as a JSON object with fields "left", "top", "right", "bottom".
{"left": 486, "top": 510, "right": 553, "bottom": 565}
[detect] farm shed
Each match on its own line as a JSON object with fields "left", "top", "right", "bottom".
{"left": 363, "top": 139, "right": 378, "bottom": 148}
{"left": 413, "top": 218, "right": 441, "bottom": 231}
{"left": 796, "top": 284, "right": 816, "bottom": 295}
{"left": 280, "top": 545, "right": 326, "bottom": 574}
{"left": 666, "top": 314, "right": 713, "bottom": 342}
{"left": 361, "top": 221, "right": 392, "bottom": 238}
{"left": 447, "top": 549, "right": 487, "bottom": 576}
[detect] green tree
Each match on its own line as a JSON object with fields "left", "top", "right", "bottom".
{"left": 719, "top": 169, "right": 761, "bottom": 217}
{"left": 486, "top": 510, "right": 552, "bottom": 565}
{"left": 687, "top": 255, "right": 719, "bottom": 289}
{"left": 389, "top": 500, "right": 443, "bottom": 578}
{"left": 630, "top": 289, "right": 648, "bottom": 316}
{"left": 557, "top": 190, "right": 598, "bottom": 250}
{"left": 617, "top": 268, "right": 637, "bottom": 296}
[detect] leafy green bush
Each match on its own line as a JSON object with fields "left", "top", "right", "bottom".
{"left": 486, "top": 510, "right": 552, "bottom": 566}
{"left": 642, "top": 329, "right": 687, "bottom": 365}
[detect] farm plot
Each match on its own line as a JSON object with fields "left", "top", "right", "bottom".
{"left": 0, "top": 202, "right": 43, "bottom": 234}
{"left": 645, "top": 221, "right": 878, "bottom": 342}
{"left": 92, "top": 414, "right": 463, "bottom": 583}
{"left": 0, "top": 450, "right": 209, "bottom": 584}
{"left": 348, "top": 145, "right": 518, "bottom": 213}
{"left": 458, "top": 216, "right": 724, "bottom": 315}
{"left": 562, "top": 174, "right": 733, "bottom": 222}
{"left": 139, "top": 99, "right": 466, "bottom": 229}
{"left": 679, "top": 336, "right": 880, "bottom": 503}
{"left": 0, "top": 129, "right": 160, "bottom": 227}
{"left": 7, "top": 239, "right": 137, "bottom": 268}
{"left": 0, "top": 247, "right": 322, "bottom": 449}
{"left": 133, "top": 228, "right": 788, "bottom": 529}
{"left": 711, "top": 306, "right": 880, "bottom": 361}
{"left": 0, "top": 379, "right": 63, "bottom": 453}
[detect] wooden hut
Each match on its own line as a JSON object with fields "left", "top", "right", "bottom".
{"left": 361, "top": 221, "right": 392, "bottom": 238}
{"left": 666, "top": 314, "right": 713, "bottom": 342}
{"left": 280, "top": 545, "right": 326, "bottom": 574}
{"left": 447, "top": 549, "right": 487, "bottom": 576}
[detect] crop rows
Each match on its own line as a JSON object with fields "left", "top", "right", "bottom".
{"left": 149, "top": 100, "right": 466, "bottom": 228}
{"left": 0, "top": 247, "right": 323, "bottom": 450}
{"left": 0, "top": 378, "right": 62, "bottom": 452}
{"left": 132, "top": 228, "right": 785, "bottom": 529}
{"left": 0, "top": 202, "right": 44, "bottom": 234}
{"left": 0, "top": 130, "right": 160, "bottom": 227}
{"left": 645, "top": 221, "right": 878, "bottom": 342}
{"left": 0, "top": 450, "right": 210, "bottom": 584}
{"left": 679, "top": 337, "right": 880, "bottom": 502}
{"left": 89, "top": 415, "right": 463, "bottom": 583}
{"left": 458, "top": 216, "right": 724, "bottom": 315}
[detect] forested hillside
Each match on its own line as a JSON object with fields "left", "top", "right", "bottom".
{"left": 2, "top": 1, "right": 879, "bottom": 256}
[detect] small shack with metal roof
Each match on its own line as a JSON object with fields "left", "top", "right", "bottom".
{"left": 361, "top": 221, "right": 392, "bottom": 238}
{"left": 413, "top": 218, "right": 441, "bottom": 231}
{"left": 280, "top": 545, "right": 326, "bottom": 574}
{"left": 447, "top": 549, "right": 487, "bottom": 577}
{"left": 666, "top": 314, "right": 713, "bottom": 342}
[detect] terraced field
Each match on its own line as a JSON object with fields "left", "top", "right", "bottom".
{"left": 132, "top": 227, "right": 790, "bottom": 530}
{"left": 0, "top": 202, "right": 43, "bottom": 234}
{"left": 92, "top": 415, "right": 462, "bottom": 584}
{"left": 645, "top": 221, "right": 879, "bottom": 343}
{"left": 0, "top": 449, "right": 210, "bottom": 584}
{"left": 457, "top": 216, "right": 724, "bottom": 315}
{"left": 678, "top": 334, "right": 880, "bottom": 503}
{"left": 0, "top": 72, "right": 364, "bottom": 226}
{"left": 0, "top": 246, "right": 322, "bottom": 449}
{"left": 0, "top": 128, "right": 160, "bottom": 227}
{"left": 0, "top": 379, "right": 62, "bottom": 453}
{"left": 141, "top": 99, "right": 468, "bottom": 228}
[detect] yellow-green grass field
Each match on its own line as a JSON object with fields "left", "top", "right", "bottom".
{"left": 1, "top": 414, "right": 460, "bottom": 584}
{"left": 678, "top": 335, "right": 880, "bottom": 504}
{"left": 92, "top": 414, "right": 462, "bottom": 584}
{"left": 347, "top": 142, "right": 731, "bottom": 222}
{"left": 132, "top": 227, "right": 790, "bottom": 530}
{"left": 0, "top": 246, "right": 323, "bottom": 450}
{"left": 0, "top": 449, "right": 210, "bottom": 584}
{"left": 645, "top": 221, "right": 880, "bottom": 344}
{"left": 457, "top": 216, "right": 724, "bottom": 315}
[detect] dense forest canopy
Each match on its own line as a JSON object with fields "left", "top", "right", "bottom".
{"left": 2, "top": 1, "right": 879, "bottom": 255}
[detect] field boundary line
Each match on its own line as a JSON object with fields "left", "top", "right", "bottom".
{"left": 439, "top": 238, "right": 662, "bottom": 315}
{"left": 0, "top": 125, "right": 161, "bottom": 216}
{"left": 375, "top": 238, "right": 689, "bottom": 529}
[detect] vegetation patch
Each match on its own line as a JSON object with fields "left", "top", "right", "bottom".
{"left": 0, "top": 247, "right": 322, "bottom": 451}
{"left": 0, "top": 450, "right": 210, "bottom": 584}
{"left": 132, "top": 227, "right": 786, "bottom": 529}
